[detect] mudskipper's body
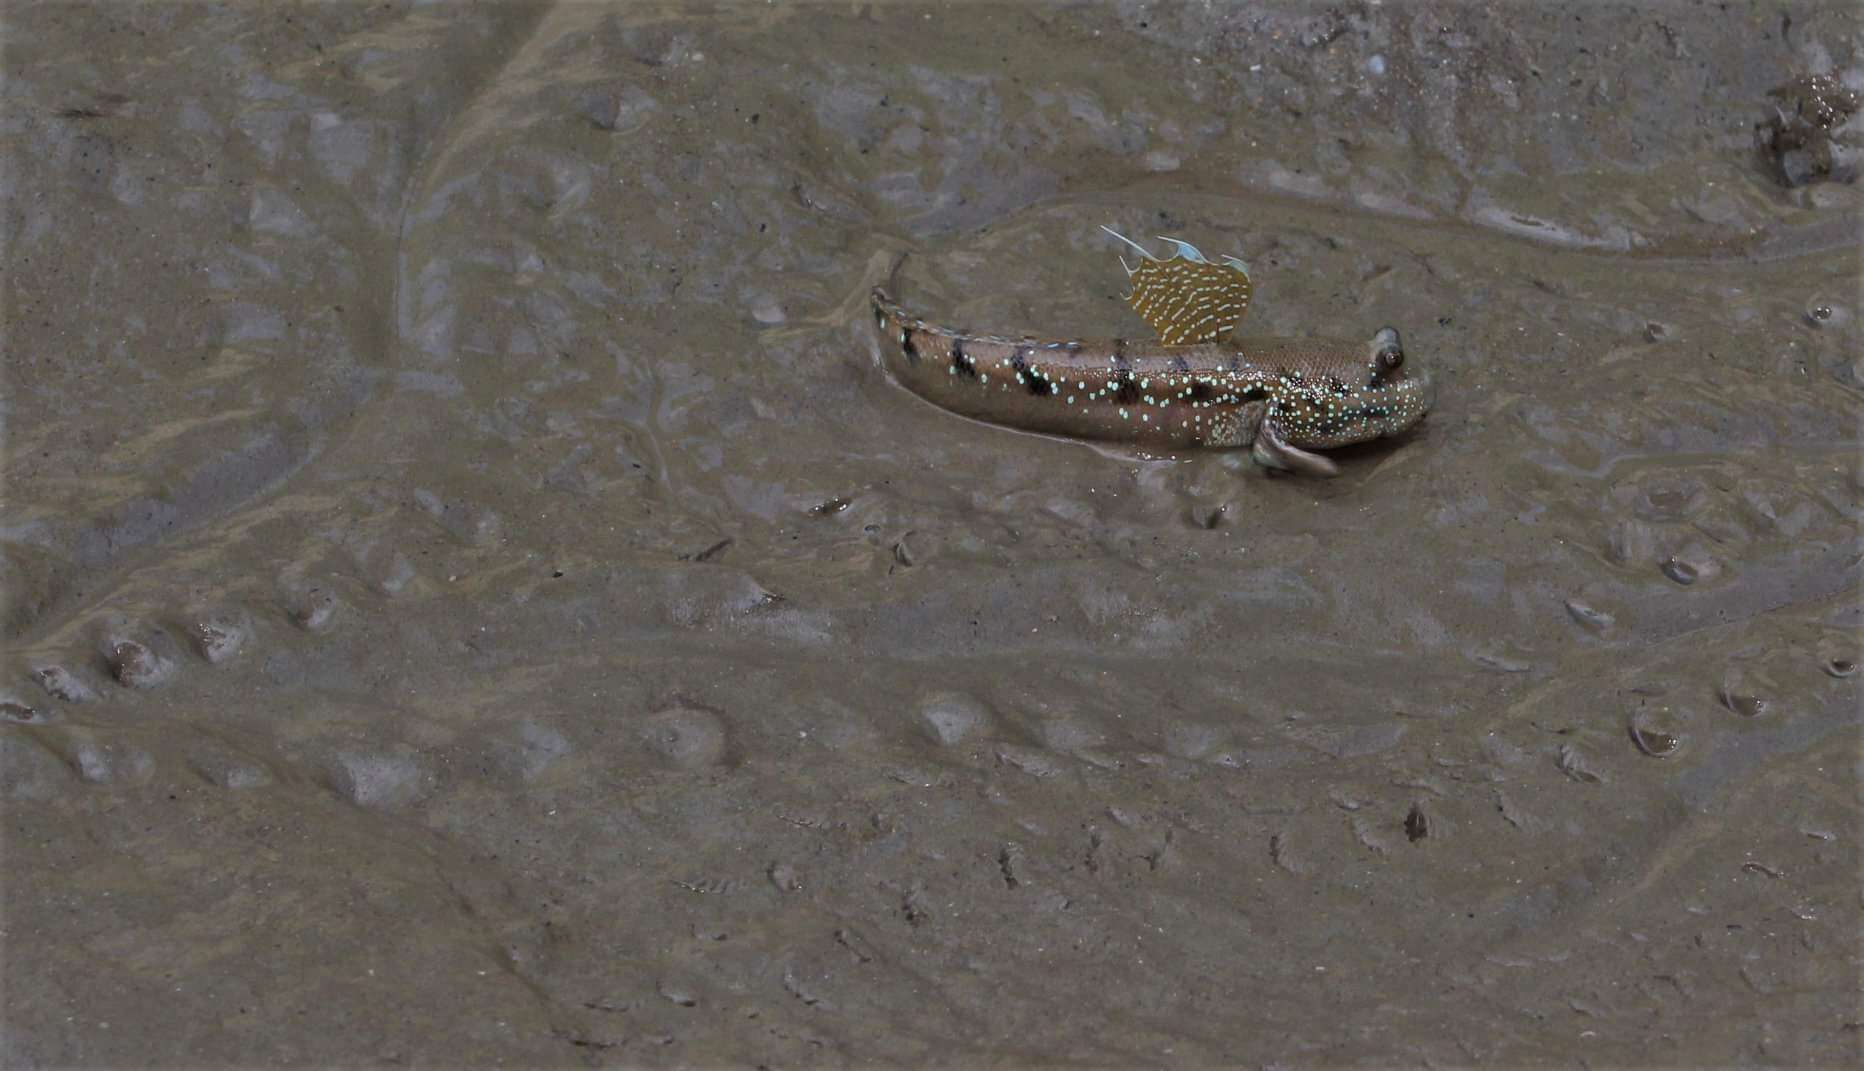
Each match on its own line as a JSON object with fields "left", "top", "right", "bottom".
{"left": 870, "top": 227, "right": 1433, "bottom": 476}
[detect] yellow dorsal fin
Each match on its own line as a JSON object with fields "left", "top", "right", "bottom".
{"left": 1101, "top": 226, "right": 1253, "bottom": 345}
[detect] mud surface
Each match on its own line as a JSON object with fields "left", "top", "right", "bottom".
{"left": 4, "top": 2, "right": 1860, "bottom": 1065}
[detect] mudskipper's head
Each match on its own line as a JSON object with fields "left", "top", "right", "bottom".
{"left": 1277, "top": 326, "right": 1433, "bottom": 450}
{"left": 1361, "top": 326, "right": 1433, "bottom": 438}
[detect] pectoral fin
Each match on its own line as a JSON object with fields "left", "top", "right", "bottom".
{"left": 1251, "top": 415, "right": 1340, "bottom": 478}
{"left": 1101, "top": 226, "right": 1253, "bottom": 345}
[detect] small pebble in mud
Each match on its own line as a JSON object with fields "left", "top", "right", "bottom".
{"left": 891, "top": 533, "right": 917, "bottom": 567}
{"left": 683, "top": 538, "right": 732, "bottom": 563}
{"left": 1468, "top": 647, "right": 1533, "bottom": 673}
{"left": 106, "top": 637, "right": 175, "bottom": 688}
{"left": 1350, "top": 815, "right": 1395, "bottom": 855}
{"left": 1, "top": 697, "right": 47, "bottom": 724}
{"left": 1329, "top": 787, "right": 1370, "bottom": 811}
{"left": 1604, "top": 520, "right": 1658, "bottom": 567}
{"left": 656, "top": 981, "right": 698, "bottom": 1008}
{"left": 767, "top": 862, "right": 801, "bottom": 892}
{"left": 1563, "top": 599, "right": 1614, "bottom": 632}
{"left": 289, "top": 589, "right": 340, "bottom": 631}
{"left": 1643, "top": 321, "right": 1671, "bottom": 343}
{"left": 1189, "top": 502, "right": 1230, "bottom": 530}
{"left": 32, "top": 665, "right": 97, "bottom": 703}
{"left": 190, "top": 612, "right": 250, "bottom": 664}
{"left": 74, "top": 742, "right": 156, "bottom": 785}
{"left": 638, "top": 705, "right": 728, "bottom": 768}
{"left": 579, "top": 85, "right": 657, "bottom": 134}
{"left": 994, "top": 744, "right": 1064, "bottom": 779}
{"left": 1480, "top": 735, "right": 1530, "bottom": 767}
{"left": 1494, "top": 788, "right": 1536, "bottom": 831}
{"left": 1661, "top": 555, "right": 1712, "bottom": 586}
{"left": 1556, "top": 743, "right": 1603, "bottom": 784}
{"left": 190, "top": 751, "right": 273, "bottom": 790}
{"left": 1269, "top": 832, "right": 1306, "bottom": 874}
{"left": 326, "top": 752, "right": 426, "bottom": 807}
{"left": 748, "top": 295, "right": 785, "bottom": 325}
{"left": 1758, "top": 74, "right": 1862, "bottom": 187}
{"left": 917, "top": 691, "right": 992, "bottom": 746}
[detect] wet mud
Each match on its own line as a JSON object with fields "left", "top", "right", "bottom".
{"left": 3, "top": 2, "right": 1860, "bottom": 1065}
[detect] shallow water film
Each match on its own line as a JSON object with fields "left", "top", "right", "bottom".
{"left": 4, "top": 2, "right": 1860, "bottom": 1065}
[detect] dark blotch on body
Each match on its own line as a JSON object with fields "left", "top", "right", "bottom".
{"left": 948, "top": 338, "right": 975, "bottom": 378}
{"left": 1112, "top": 372, "right": 1141, "bottom": 405}
{"left": 1011, "top": 349, "right": 1047, "bottom": 396}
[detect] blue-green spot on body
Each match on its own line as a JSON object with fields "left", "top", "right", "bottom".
{"left": 870, "top": 227, "right": 1434, "bottom": 477}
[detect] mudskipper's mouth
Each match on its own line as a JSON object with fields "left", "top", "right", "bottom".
{"left": 1389, "top": 372, "right": 1434, "bottom": 436}
{"left": 1414, "top": 370, "right": 1437, "bottom": 415}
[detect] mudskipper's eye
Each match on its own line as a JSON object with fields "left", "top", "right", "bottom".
{"left": 1379, "top": 349, "right": 1403, "bottom": 372}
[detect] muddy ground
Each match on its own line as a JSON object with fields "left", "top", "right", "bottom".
{"left": 3, "top": 2, "right": 1860, "bottom": 1066}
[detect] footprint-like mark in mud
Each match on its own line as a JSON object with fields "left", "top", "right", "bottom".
{"left": 326, "top": 751, "right": 431, "bottom": 809}
{"left": 30, "top": 664, "right": 97, "bottom": 703}
{"left": 915, "top": 690, "right": 994, "bottom": 747}
{"left": 187, "top": 608, "right": 252, "bottom": 665}
{"left": 100, "top": 628, "right": 180, "bottom": 690}
{"left": 638, "top": 705, "right": 729, "bottom": 769}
